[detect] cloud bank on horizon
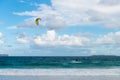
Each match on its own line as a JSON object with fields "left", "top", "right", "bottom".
{"left": 1, "top": 0, "right": 120, "bottom": 56}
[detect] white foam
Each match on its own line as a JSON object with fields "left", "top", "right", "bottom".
{"left": 0, "top": 68, "right": 120, "bottom": 76}
{"left": 71, "top": 60, "right": 82, "bottom": 63}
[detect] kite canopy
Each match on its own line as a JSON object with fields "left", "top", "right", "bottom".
{"left": 35, "top": 18, "right": 41, "bottom": 26}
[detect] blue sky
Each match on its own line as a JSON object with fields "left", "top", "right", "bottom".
{"left": 0, "top": 0, "right": 120, "bottom": 56}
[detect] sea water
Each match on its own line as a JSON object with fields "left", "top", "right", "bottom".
{"left": 0, "top": 56, "right": 120, "bottom": 77}
{"left": 0, "top": 56, "right": 120, "bottom": 68}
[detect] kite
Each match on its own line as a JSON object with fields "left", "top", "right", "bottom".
{"left": 35, "top": 18, "right": 41, "bottom": 26}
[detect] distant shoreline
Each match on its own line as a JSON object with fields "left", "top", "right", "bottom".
{"left": 0, "top": 54, "right": 8, "bottom": 56}
{"left": 3, "top": 55, "right": 120, "bottom": 57}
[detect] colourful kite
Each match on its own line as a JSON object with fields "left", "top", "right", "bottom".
{"left": 35, "top": 18, "right": 41, "bottom": 26}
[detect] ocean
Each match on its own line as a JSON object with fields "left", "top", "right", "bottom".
{"left": 0, "top": 56, "right": 120, "bottom": 80}
{"left": 0, "top": 56, "right": 120, "bottom": 68}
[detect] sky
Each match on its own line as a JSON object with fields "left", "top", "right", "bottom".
{"left": 0, "top": 0, "right": 120, "bottom": 56}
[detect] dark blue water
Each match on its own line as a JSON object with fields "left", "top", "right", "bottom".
{"left": 0, "top": 56, "right": 120, "bottom": 68}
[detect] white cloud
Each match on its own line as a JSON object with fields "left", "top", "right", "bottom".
{"left": 99, "top": 0, "right": 120, "bottom": 6}
{"left": 96, "top": 31, "right": 120, "bottom": 44}
{"left": 14, "top": 4, "right": 66, "bottom": 29}
{"left": 0, "top": 32, "right": 3, "bottom": 38}
{"left": 7, "top": 26, "right": 17, "bottom": 30}
{"left": 33, "top": 30, "right": 90, "bottom": 46}
{"left": 16, "top": 32, "right": 29, "bottom": 44}
{"left": 17, "top": 18, "right": 36, "bottom": 28}
{"left": 0, "top": 40, "right": 4, "bottom": 44}
{"left": 0, "top": 32, "right": 4, "bottom": 44}
{"left": 16, "top": 37, "right": 29, "bottom": 44}
{"left": 14, "top": 0, "right": 120, "bottom": 29}
{"left": 16, "top": 30, "right": 120, "bottom": 47}
{"left": 31, "top": 31, "right": 120, "bottom": 55}
{"left": 11, "top": 30, "right": 120, "bottom": 55}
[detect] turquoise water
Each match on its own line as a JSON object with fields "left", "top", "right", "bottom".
{"left": 0, "top": 56, "right": 120, "bottom": 68}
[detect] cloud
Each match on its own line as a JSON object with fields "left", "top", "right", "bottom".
{"left": 29, "top": 31, "right": 120, "bottom": 55}
{"left": 0, "top": 32, "right": 3, "bottom": 38}
{"left": 14, "top": 4, "right": 66, "bottom": 29}
{"left": 33, "top": 30, "right": 90, "bottom": 46}
{"left": 16, "top": 37, "right": 29, "bottom": 44}
{"left": 0, "top": 32, "right": 4, "bottom": 44}
{"left": 99, "top": 0, "right": 120, "bottom": 6}
{"left": 17, "top": 18, "right": 36, "bottom": 28}
{"left": 7, "top": 26, "right": 18, "bottom": 30}
{"left": 16, "top": 32, "right": 29, "bottom": 44}
{"left": 95, "top": 31, "right": 120, "bottom": 44}
{"left": 8, "top": 30, "right": 120, "bottom": 55}
{"left": 14, "top": 0, "right": 120, "bottom": 29}
{"left": 29, "top": 45, "right": 91, "bottom": 56}
{"left": 0, "top": 40, "right": 4, "bottom": 44}
{"left": 16, "top": 30, "right": 120, "bottom": 48}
